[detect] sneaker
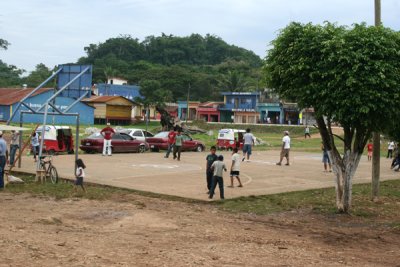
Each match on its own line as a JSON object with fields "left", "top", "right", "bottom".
{"left": 242, "top": 157, "right": 245, "bottom": 162}
{"left": 238, "top": 185, "right": 243, "bottom": 187}
{"left": 285, "top": 163, "right": 289, "bottom": 166}
{"left": 227, "top": 185, "right": 234, "bottom": 188}
{"left": 276, "top": 162, "right": 281, "bottom": 166}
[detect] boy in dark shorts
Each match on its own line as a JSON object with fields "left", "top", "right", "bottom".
{"left": 229, "top": 147, "right": 243, "bottom": 187}
{"left": 205, "top": 146, "right": 218, "bottom": 193}
{"left": 209, "top": 155, "right": 227, "bottom": 199}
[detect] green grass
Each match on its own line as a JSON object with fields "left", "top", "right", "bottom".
{"left": 217, "top": 180, "right": 400, "bottom": 219}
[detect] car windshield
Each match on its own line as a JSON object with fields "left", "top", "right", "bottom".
{"left": 87, "top": 132, "right": 103, "bottom": 139}
{"left": 153, "top": 132, "right": 169, "bottom": 138}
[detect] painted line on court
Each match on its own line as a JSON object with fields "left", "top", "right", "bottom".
{"left": 241, "top": 173, "right": 253, "bottom": 186}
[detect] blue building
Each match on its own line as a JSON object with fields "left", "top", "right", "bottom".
{"left": 0, "top": 88, "right": 95, "bottom": 125}
{"left": 219, "top": 92, "right": 261, "bottom": 123}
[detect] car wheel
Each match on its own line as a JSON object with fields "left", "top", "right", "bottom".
{"left": 139, "top": 145, "right": 146, "bottom": 153}
{"left": 151, "top": 147, "right": 159, "bottom": 152}
{"left": 48, "top": 149, "right": 56, "bottom": 155}
{"left": 196, "top": 145, "right": 204, "bottom": 152}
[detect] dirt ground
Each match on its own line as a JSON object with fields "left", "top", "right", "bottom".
{"left": 1, "top": 193, "right": 399, "bottom": 267}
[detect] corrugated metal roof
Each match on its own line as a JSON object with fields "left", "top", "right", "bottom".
{"left": 82, "top": 95, "right": 134, "bottom": 104}
{"left": 0, "top": 88, "right": 53, "bottom": 105}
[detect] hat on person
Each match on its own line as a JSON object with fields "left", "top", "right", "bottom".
{"left": 107, "top": 122, "right": 110, "bottom": 126}
{"left": 284, "top": 131, "right": 289, "bottom": 135}
{"left": 0, "top": 131, "right": 3, "bottom": 136}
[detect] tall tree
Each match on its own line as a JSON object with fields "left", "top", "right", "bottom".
{"left": 23, "top": 63, "right": 53, "bottom": 87}
{"left": 0, "top": 60, "right": 23, "bottom": 87}
{"left": 264, "top": 22, "right": 400, "bottom": 213}
{"left": 0, "top": 38, "right": 10, "bottom": 50}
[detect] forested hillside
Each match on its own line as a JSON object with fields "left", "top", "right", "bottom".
{"left": 78, "top": 34, "right": 264, "bottom": 101}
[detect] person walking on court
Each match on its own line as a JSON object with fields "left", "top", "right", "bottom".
{"left": 242, "top": 128, "right": 255, "bottom": 162}
{"left": 31, "top": 131, "right": 40, "bottom": 162}
{"left": 0, "top": 131, "right": 8, "bottom": 189}
{"left": 173, "top": 129, "right": 183, "bottom": 161}
{"left": 304, "top": 126, "right": 311, "bottom": 139}
{"left": 321, "top": 142, "right": 332, "bottom": 172}
{"left": 9, "top": 130, "right": 19, "bottom": 166}
{"left": 367, "top": 140, "right": 373, "bottom": 161}
{"left": 209, "top": 155, "right": 227, "bottom": 199}
{"left": 387, "top": 141, "right": 395, "bottom": 159}
{"left": 205, "top": 146, "right": 218, "bottom": 193}
{"left": 101, "top": 123, "right": 115, "bottom": 156}
{"left": 165, "top": 128, "right": 176, "bottom": 158}
{"left": 276, "top": 131, "right": 291, "bottom": 166}
{"left": 229, "top": 147, "right": 243, "bottom": 187}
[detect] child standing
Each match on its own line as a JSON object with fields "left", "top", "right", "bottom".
{"left": 205, "top": 146, "right": 218, "bottom": 193}
{"left": 173, "top": 130, "right": 183, "bottom": 161}
{"left": 74, "top": 158, "right": 87, "bottom": 193}
{"left": 367, "top": 141, "right": 373, "bottom": 161}
{"left": 229, "top": 147, "right": 243, "bottom": 187}
{"left": 209, "top": 155, "right": 227, "bottom": 199}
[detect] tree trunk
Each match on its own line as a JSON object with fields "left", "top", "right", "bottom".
{"left": 329, "top": 149, "right": 362, "bottom": 213}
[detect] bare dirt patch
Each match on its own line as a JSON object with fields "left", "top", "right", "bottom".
{"left": 0, "top": 193, "right": 399, "bottom": 266}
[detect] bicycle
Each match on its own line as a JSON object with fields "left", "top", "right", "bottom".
{"left": 39, "top": 155, "right": 59, "bottom": 184}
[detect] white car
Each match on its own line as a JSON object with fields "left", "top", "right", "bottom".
{"left": 119, "top": 128, "right": 154, "bottom": 142}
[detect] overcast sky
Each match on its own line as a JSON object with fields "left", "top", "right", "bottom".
{"left": 1, "top": 0, "right": 399, "bottom": 73}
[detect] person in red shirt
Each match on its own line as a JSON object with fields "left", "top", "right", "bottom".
{"left": 164, "top": 128, "right": 176, "bottom": 158}
{"left": 100, "top": 123, "right": 115, "bottom": 156}
{"left": 367, "top": 141, "right": 373, "bottom": 161}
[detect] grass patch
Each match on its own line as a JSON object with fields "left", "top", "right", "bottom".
{"left": 217, "top": 180, "right": 400, "bottom": 219}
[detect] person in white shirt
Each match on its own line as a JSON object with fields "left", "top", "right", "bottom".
{"left": 229, "top": 147, "right": 243, "bottom": 188}
{"left": 387, "top": 141, "right": 395, "bottom": 159}
{"left": 277, "top": 131, "right": 291, "bottom": 166}
{"left": 209, "top": 155, "right": 227, "bottom": 199}
{"left": 74, "top": 158, "right": 87, "bottom": 193}
{"left": 242, "top": 128, "right": 255, "bottom": 162}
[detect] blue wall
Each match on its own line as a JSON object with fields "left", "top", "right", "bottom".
{"left": 97, "top": 84, "right": 141, "bottom": 101}
{"left": 8, "top": 91, "right": 94, "bottom": 125}
{"left": 220, "top": 92, "right": 260, "bottom": 111}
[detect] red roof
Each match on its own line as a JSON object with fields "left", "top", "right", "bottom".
{"left": 0, "top": 88, "right": 53, "bottom": 105}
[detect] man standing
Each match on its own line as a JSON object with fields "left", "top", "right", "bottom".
{"left": 242, "top": 128, "right": 255, "bottom": 162}
{"left": 173, "top": 130, "right": 183, "bottom": 161}
{"left": 165, "top": 128, "right": 176, "bottom": 158}
{"left": 0, "top": 131, "right": 9, "bottom": 189}
{"left": 100, "top": 123, "right": 115, "bottom": 156}
{"left": 277, "top": 131, "right": 291, "bottom": 166}
{"left": 304, "top": 126, "right": 311, "bottom": 139}
{"left": 9, "top": 130, "right": 19, "bottom": 166}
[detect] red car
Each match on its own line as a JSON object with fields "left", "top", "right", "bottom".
{"left": 146, "top": 131, "right": 205, "bottom": 152}
{"left": 80, "top": 132, "right": 149, "bottom": 153}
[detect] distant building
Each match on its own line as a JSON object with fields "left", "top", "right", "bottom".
{"left": 196, "top": 102, "right": 223, "bottom": 122}
{"left": 0, "top": 88, "right": 94, "bottom": 125}
{"left": 177, "top": 101, "right": 200, "bottom": 121}
{"left": 107, "top": 77, "right": 128, "bottom": 85}
{"left": 82, "top": 96, "right": 134, "bottom": 125}
{"left": 219, "top": 92, "right": 260, "bottom": 123}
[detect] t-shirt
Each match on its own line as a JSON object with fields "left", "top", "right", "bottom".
{"left": 367, "top": 143, "right": 373, "bottom": 152}
{"left": 388, "top": 142, "right": 395, "bottom": 150}
{"left": 0, "top": 138, "right": 7, "bottom": 156}
{"left": 243, "top": 133, "right": 254, "bottom": 145}
{"left": 305, "top": 127, "right": 310, "bottom": 133}
{"left": 11, "top": 132, "right": 19, "bottom": 145}
{"left": 282, "top": 135, "right": 291, "bottom": 149}
{"left": 211, "top": 161, "right": 226, "bottom": 177}
{"left": 76, "top": 167, "right": 85, "bottom": 178}
{"left": 231, "top": 153, "right": 241, "bottom": 171}
{"left": 167, "top": 131, "right": 176, "bottom": 145}
{"left": 206, "top": 154, "right": 218, "bottom": 171}
{"left": 31, "top": 135, "right": 39, "bottom": 146}
{"left": 175, "top": 135, "right": 183, "bottom": 146}
{"left": 101, "top": 127, "right": 115, "bottom": 140}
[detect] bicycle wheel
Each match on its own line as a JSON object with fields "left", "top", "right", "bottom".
{"left": 48, "top": 166, "right": 59, "bottom": 184}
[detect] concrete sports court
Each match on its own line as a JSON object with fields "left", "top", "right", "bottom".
{"left": 17, "top": 151, "right": 399, "bottom": 200}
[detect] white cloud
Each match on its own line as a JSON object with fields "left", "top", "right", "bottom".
{"left": 0, "top": 0, "right": 399, "bottom": 72}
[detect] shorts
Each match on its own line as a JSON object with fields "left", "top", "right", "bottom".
{"left": 322, "top": 153, "right": 330, "bottom": 164}
{"left": 75, "top": 177, "right": 83, "bottom": 186}
{"left": 230, "top": 171, "right": 240, "bottom": 177}
{"left": 243, "top": 144, "right": 252, "bottom": 155}
{"left": 368, "top": 151, "right": 372, "bottom": 157}
{"left": 281, "top": 149, "right": 290, "bottom": 158}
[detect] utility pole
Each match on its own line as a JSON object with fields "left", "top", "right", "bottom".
{"left": 372, "top": 0, "right": 381, "bottom": 200}
{"left": 186, "top": 83, "right": 190, "bottom": 123}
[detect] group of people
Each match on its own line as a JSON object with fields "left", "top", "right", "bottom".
{"left": 165, "top": 128, "right": 184, "bottom": 161}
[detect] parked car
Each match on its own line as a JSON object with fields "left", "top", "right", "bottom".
{"left": 80, "top": 132, "right": 149, "bottom": 153}
{"left": 146, "top": 131, "right": 205, "bottom": 152}
{"left": 35, "top": 125, "right": 74, "bottom": 155}
{"left": 119, "top": 128, "right": 154, "bottom": 141}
